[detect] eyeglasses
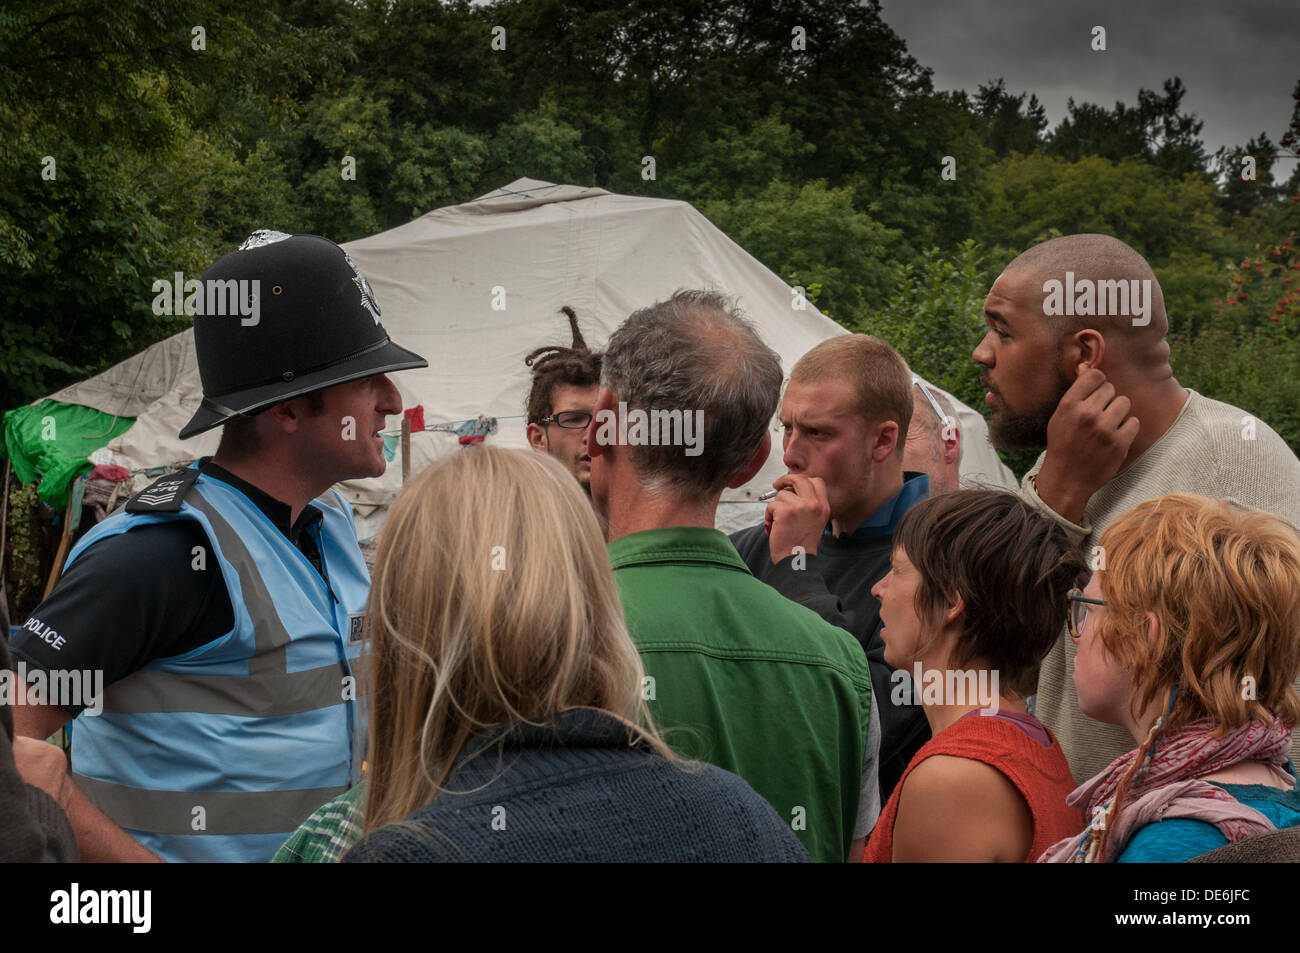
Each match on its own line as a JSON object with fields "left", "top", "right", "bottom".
{"left": 1067, "top": 588, "right": 1107, "bottom": 642}
{"left": 539, "top": 410, "right": 593, "bottom": 429}
{"left": 911, "top": 375, "right": 951, "bottom": 430}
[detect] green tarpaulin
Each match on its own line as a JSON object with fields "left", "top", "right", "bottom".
{"left": 2, "top": 400, "right": 134, "bottom": 508}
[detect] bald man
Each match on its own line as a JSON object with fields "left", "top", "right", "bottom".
{"left": 973, "top": 233, "right": 1300, "bottom": 782}
{"left": 903, "top": 377, "right": 1017, "bottom": 493}
{"left": 903, "top": 379, "right": 962, "bottom": 494}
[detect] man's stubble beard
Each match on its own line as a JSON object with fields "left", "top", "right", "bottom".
{"left": 543, "top": 440, "right": 591, "bottom": 495}
{"left": 828, "top": 444, "right": 880, "bottom": 529}
{"left": 987, "top": 368, "right": 1072, "bottom": 453}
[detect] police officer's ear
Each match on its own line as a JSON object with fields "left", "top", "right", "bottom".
{"left": 263, "top": 397, "right": 314, "bottom": 435}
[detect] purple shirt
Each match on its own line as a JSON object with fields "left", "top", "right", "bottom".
{"left": 960, "top": 708, "right": 1052, "bottom": 747}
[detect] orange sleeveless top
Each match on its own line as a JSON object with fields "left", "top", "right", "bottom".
{"left": 863, "top": 712, "right": 1083, "bottom": 862}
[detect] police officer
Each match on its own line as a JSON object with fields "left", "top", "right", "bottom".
{"left": 11, "top": 231, "right": 426, "bottom": 861}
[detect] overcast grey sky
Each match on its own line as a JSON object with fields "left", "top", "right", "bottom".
{"left": 879, "top": 0, "right": 1299, "bottom": 178}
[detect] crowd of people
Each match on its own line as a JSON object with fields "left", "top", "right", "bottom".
{"left": 4, "top": 229, "right": 1300, "bottom": 863}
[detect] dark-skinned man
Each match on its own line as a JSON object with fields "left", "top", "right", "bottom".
{"left": 974, "top": 232, "right": 1300, "bottom": 782}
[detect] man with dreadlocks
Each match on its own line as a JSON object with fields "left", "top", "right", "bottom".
{"left": 524, "top": 307, "right": 603, "bottom": 496}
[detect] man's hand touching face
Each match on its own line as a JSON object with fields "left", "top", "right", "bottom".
{"left": 765, "top": 473, "right": 838, "bottom": 564}
{"left": 1035, "top": 364, "right": 1140, "bottom": 524}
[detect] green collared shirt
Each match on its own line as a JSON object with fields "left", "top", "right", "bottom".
{"left": 609, "top": 526, "right": 873, "bottom": 863}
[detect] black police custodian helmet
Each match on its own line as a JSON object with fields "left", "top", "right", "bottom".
{"left": 179, "top": 230, "right": 428, "bottom": 440}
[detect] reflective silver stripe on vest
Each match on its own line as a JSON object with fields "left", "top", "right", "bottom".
{"left": 100, "top": 490, "right": 351, "bottom": 716}
{"left": 71, "top": 774, "right": 348, "bottom": 836}
{"left": 98, "top": 662, "right": 352, "bottom": 717}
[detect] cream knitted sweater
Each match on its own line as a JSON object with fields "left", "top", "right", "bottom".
{"left": 1021, "top": 390, "right": 1300, "bottom": 783}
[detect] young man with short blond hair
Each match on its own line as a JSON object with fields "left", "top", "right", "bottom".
{"left": 731, "top": 333, "right": 931, "bottom": 802}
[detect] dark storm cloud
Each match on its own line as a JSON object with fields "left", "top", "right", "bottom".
{"left": 880, "top": 0, "right": 1300, "bottom": 175}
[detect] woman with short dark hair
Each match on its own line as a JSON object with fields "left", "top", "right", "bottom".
{"left": 864, "top": 490, "right": 1086, "bottom": 862}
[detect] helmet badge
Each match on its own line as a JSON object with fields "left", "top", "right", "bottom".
{"left": 238, "top": 229, "right": 293, "bottom": 251}
{"left": 343, "top": 251, "right": 382, "bottom": 325}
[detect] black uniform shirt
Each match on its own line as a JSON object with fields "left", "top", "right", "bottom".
{"left": 9, "top": 461, "right": 327, "bottom": 714}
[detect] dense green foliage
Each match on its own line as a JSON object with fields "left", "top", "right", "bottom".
{"left": 2, "top": 0, "right": 1299, "bottom": 476}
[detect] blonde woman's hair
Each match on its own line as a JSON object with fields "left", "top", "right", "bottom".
{"left": 1095, "top": 493, "right": 1300, "bottom": 735}
{"left": 362, "top": 446, "right": 672, "bottom": 833}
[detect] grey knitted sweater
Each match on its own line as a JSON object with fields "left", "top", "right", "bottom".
{"left": 1022, "top": 390, "right": 1300, "bottom": 783}
{"left": 342, "top": 709, "right": 811, "bottom": 863}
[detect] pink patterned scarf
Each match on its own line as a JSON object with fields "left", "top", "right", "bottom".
{"left": 1038, "top": 714, "right": 1294, "bottom": 863}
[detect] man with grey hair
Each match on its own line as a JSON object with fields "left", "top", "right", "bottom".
{"left": 589, "top": 289, "right": 879, "bottom": 863}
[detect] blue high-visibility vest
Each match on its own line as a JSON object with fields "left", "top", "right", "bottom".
{"left": 67, "top": 469, "right": 369, "bottom": 862}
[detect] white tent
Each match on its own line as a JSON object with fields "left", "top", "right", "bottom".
{"left": 48, "top": 177, "right": 1014, "bottom": 537}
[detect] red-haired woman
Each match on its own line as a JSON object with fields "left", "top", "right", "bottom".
{"left": 1041, "top": 494, "right": 1300, "bottom": 863}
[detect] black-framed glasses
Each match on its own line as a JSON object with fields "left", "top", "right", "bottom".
{"left": 539, "top": 410, "right": 593, "bottom": 429}
{"left": 1067, "top": 588, "right": 1107, "bottom": 642}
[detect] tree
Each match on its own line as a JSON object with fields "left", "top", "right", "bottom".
{"left": 863, "top": 240, "right": 1037, "bottom": 477}
{"left": 701, "top": 179, "right": 898, "bottom": 325}
{"left": 1047, "top": 99, "right": 1149, "bottom": 165}
{"left": 866, "top": 239, "right": 989, "bottom": 413}
{"left": 1047, "top": 77, "right": 1208, "bottom": 178}
{"left": 973, "top": 79, "right": 1048, "bottom": 157}
{"left": 0, "top": 0, "right": 352, "bottom": 408}
{"left": 1216, "top": 133, "right": 1282, "bottom": 219}
{"left": 665, "top": 111, "right": 815, "bottom": 205}
{"left": 1171, "top": 322, "right": 1300, "bottom": 457}
{"left": 1138, "top": 78, "right": 1209, "bottom": 177}
{"left": 977, "top": 154, "right": 1220, "bottom": 265}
